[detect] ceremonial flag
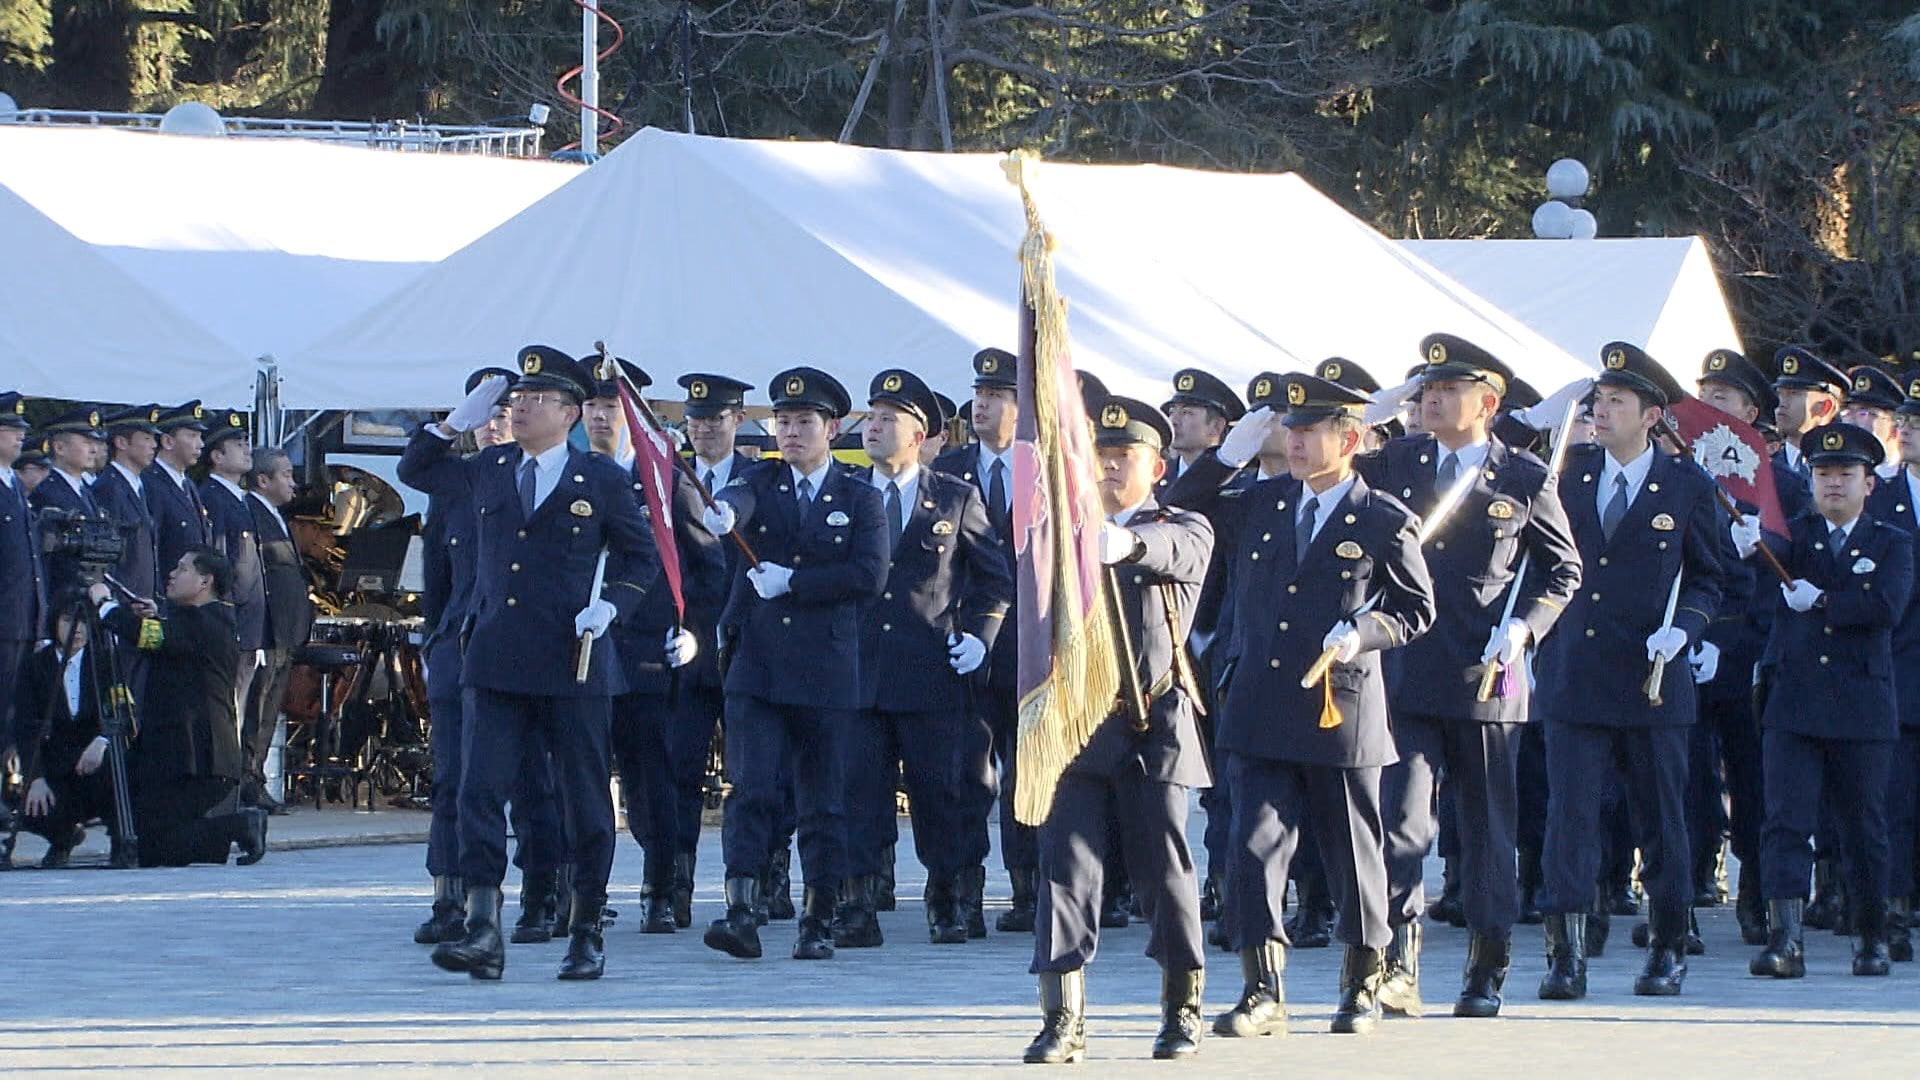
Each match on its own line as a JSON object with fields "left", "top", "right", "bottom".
{"left": 1666, "top": 395, "right": 1789, "bottom": 536}
{"left": 1006, "top": 152, "right": 1121, "bottom": 826}
{"left": 615, "top": 377, "right": 685, "bottom": 619}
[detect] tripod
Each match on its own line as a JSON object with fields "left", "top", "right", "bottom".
{"left": 37, "top": 579, "right": 143, "bottom": 869}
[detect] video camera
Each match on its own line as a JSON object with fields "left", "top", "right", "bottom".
{"left": 36, "top": 507, "right": 128, "bottom": 580}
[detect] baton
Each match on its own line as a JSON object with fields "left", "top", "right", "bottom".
{"left": 1474, "top": 396, "right": 1583, "bottom": 701}
{"left": 1644, "top": 571, "right": 1684, "bottom": 706}
{"left": 575, "top": 548, "right": 609, "bottom": 685}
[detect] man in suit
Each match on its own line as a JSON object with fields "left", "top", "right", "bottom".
{"left": 12, "top": 601, "right": 115, "bottom": 867}
{"left": 1208, "top": 374, "right": 1435, "bottom": 1040}
{"left": 1532, "top": 343, "right": 1729, "bottom": 1000}
{"left": 198, "top": 410, "right": 266, "bottom": 716}
{"left": 0, "top": 392, "right": 46, "bottom": 807}
{"left": 1869, "top": 376, "right": 1920, "bottom": 962}
{"left": 401, "top": 345, "right": 660, "bottom": 981}
{"left": 678, "top": 372, "right": 793, "bottom": 924}
{"left": 933, "top": 348, "right": 1035, "bottom": 931}
{"left": 698, "top": 367, "right": 889, "bottom": 962}
{"left": 29, "top": 407, "right": 111, "bottom": 602}
{"left": 1742, "top": 421, "right": 1912, "bottom": 977}
{"left": 1022, "top": 395, "right": 1215, "bottom": 1064}
{"left": 1351, "top": 334, "right": 1583, "bottom": 1020}
{"left": 242, "top": 447, "right": 313, "bottom": 813}
{"left": 144, "top": 402, "right": 212, "bottom": 586}
{"left": 839, "top": 369, "right": 1011, "bottom": 947}
{"left": 581, "top": 359, "right": 727, "bottom": 934}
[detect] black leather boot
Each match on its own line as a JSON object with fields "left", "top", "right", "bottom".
{"left": 1023, "top": 970, "right": 1086, "bottom": 1064}
{"left": 432, "top": 883, "right": 505, "bottom": 980}
{"left": 550, "top": 864, "right": 576, "bottom": 937}
{"left": 639, "top": 864, "right": 677, "bottom": 935}
{"left": 1213, "top": 940, "right": 1287, "bottom": 1037}
{"left": 1693, "top": 839, "right": 1728, "bottom": 907}
{"left": 876, "top": 843, "right": 898, "bottom": 912}
{"left": 1735, "top": 865, "right": 1769, "bottom": 946}
{"left": 415, "top": 876, "right": 467, "bottom": 945}
{"left": 1751, "top": 897, "right": 1805, "bottom": 978}
{"left": 1538, "top": 913, "right": 1587, "bottom": 1000}
{"left": 1517, "top": 848, "right": 1544, "bottom": 925}
{"left": 1805, "top": 859, "right": 1842, "bottom": 930}
{"left": 1685, "top": 907, "right": 1705, "bottom": 955}
{"left": 1099, "top": 873, "right": 1131, "bottom": 929}
{"left": 1852, "top": 898, "right": 1892, "bottom": 976}
{"left": 1199, "top": 874, "right": 1223, "bottom": 922}
{"left": 557, "top": 894, "right": 606, "bottom": 980}
{"left": 765, "top": 846, "right": 796, "bottom": 921}
{"left": 1585, "top": 887, "right": 1612, "bottom": 957}
{"left": 1285, "top": 875, "right": 1333, "bottom": 949}
{"left": 1633, "top": 902, "right": 1689, "bottom": 996}
{"left": 998, "top": 868, "right": 1037, "bottom": 933}
{"left": 233, "top": 807, "right": 269, "bottom": 866}
{"left": 1378, "top": 920, "right": 1424, "bottom": 1017}
{"left": 960, "top": 864, "right": 988, "bottom": 939}
{"left": 1152, "top": 967, "right": 1204, "bottom": 1059}
{"left": 1454, "top": 931, "right": 1510, "bottom": 1018}
{"left": 703, "top": 876, "right": 763, "bottom": 959}
{"left": 1888, "top": 898, "right": 1914, "bottom": 963}
{"left": 1428, "top": 859, "right": 1465, "bottom": 927}
{"left": 671, "top": 852, "right": 697, "bottom": 929}
{"left": 1330, "top": 946, "right": 1384, "bottom": 1034}
{"left": 794, "top": 884, "right": 837, "bottom": 959}
{"left": 510, "top": 869, "right": 556, "bottom": 944}
{"left": 926, "top": 875, "right": 967, "bottom": 945}
{"left": 831, "top": 875, "right": 883, "bottom": 948}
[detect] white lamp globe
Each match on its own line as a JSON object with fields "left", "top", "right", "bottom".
{"left": 158, "top": 101, "right": 227, "bottom": 137}
{"left": 1546, "top": 158, "right": 1590, "bottom": 200}
{"left": 1568, "top": 208, "right": 1599, "bottom": 240}
{"left": 0, "top": 92, "right": 18, "bottom": 121}
{"left": 1532, "top": 200, "right": 1574, "bottom": 240}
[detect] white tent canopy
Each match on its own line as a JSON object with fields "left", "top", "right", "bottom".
{"left": 0, "top": 185, "right": 252, "bottom": 401}
{"left": 1400, "top": 238, "right": 1743, "bottom": 384}
{"left": 286, "top": 128, "right": 1590, "bottom": 410}
{"left": 0, "top": 125, "right": 578, "bottom": 387}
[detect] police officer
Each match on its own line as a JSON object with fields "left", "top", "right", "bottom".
{"left": 30, "top": 407, "right": 111, "bottom": 601}
{"left": 0, "top": 391, "right": 45, "bottom": 809}
{"left": 198, "top": 410, "right": 266, "bottom": 713}
{"left": 1842, "top": 366, "right": 1905, "bottom": 473}
{"left": 675, "top": 372, "right": 771, "bottom": 926}
{"left": 1772, "top": 346, "right": 1849, "bottom": 483}
{"left": 580, "top": 358, "right": 726, "bottom": 934}
{"left": 841, "top": 368, "right": 1011, "bottom": 946}
{"left": 401, "top": 345, "right": 661, "bottom": 981}
{"left": 1209, "top": 374, "right": 1434, "bottom": 1039}
{"left": 933, "top": 348, "right": 1035, "bottom": 930}
{"left": 1023, "top": 395, "right": 1214, "bottom": 1064}
{"left": 1160, "top": 367, "right": 1245, "bottom": 489}
{"left": 1741, "top": 422, "right": 1912, "bottom": 977}
{"left": 1532, "top": 342, "right": 1728, "bottom": 1000}
{"left": 699, "top": 367, "right": 889, "bottom": 962}
{"left": 1868, "top": 376, "right": 1920, "bottom": 962}
{"left": 1352, "top": 334, "right": 1582, "bottom": 1019}
{"left": 144, "top": 402, "right": 212, "bottom": 585}
{"left": 92, "top": 406, "right": 160, "bottom": 606}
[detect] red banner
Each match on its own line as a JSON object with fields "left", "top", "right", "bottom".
{"left": 617, "top": 381, "right": 685, "bottom": 619}
{"left": 1667, "top": 395, "right": 1788, "bottom": 536}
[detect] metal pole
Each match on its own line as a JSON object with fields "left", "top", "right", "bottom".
{"left": 581, "top": 0, "right": 601, "bottom": 157}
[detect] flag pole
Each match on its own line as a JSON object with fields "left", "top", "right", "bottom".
{"left": 1654, "top": 413, "right": 1790, "bottom": 586}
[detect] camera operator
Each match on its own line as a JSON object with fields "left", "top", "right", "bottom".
{"left": 88, "top": 546, "right": 266, "bottom": 868}
{"left": 29, "top": 407, "right": 111, "bottom": 600}
{"left": 12, "top": 595, "right": 119, "bottom": 867}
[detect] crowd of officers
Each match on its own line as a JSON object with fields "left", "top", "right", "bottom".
{"left": 6, "top": 330, "right": 1916, "bottom": 1062}
{"left": 0, "top": 397, "right": 304, "bottom": 869}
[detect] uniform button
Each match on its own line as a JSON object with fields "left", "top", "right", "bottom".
{"left": 834, "top": 536, "right": 843, "bottom": 544}
{"left": 1584, "top": 628, "right": 1595, "bottom": 638}
{"left": 782, "top": 616, "right": 792, "bottom": 626}
{"left": 1278, "top": 621, "right": 1289, "bottom": 632}
{"left": 1269, "top": 658, "right": 1281, "bottom": 669}
{"left": 1823, "top": 627, "right": 1832, "bottom": 636}
{"left": 1434, "top": 541, "right": 1445, "bottom": 551}
{"left": 1597, "top": 557, "right": 1608, "bottom": 567}
{"left": 1287, "top": 585, "right": 1297, "bottom": 594}
{"left": 517, "top": 530, "right": 527, "bottom": 539}
{"left": 1590, "top": 592, "right": 1600, "bottom": 602}
{"left": 510, "top": 563, "right": 521, "bottom": 572}
{"left": 1261, "top": 532, "right": 1272, "bottom": 542}
{"left": 1819, "top": 655, "right": 1829, "bottom": 665}
{"left": 882, "top": 592, "right": 893, "bottom": 600}
{"left": 506, "top": 597, "right": 517, "bottom": 607}
{"left": 1133, "top": 574, "right": 1143, "bottom": 584}
{"left": 449, "top": 537, "right": 459, "bottom": 546}
{"left": 882, "top": 623, "right": 892, "bottom": 632}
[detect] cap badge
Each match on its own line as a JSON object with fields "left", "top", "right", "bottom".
{"left": 1175, "top": 373, "right": 1195, "bottom": 392}
{"left": 13, "top": 400, "right": 25, "bottom": 415}
{"left": 522, "top": 352, "right": 543, "bottom": 375}
{"left": 1322, "top": 361, "right": 1343, "bottom": 382}
{"left": 1428, "top": 341, "right": 1447, "bottom": 363}
{"left": 786, "top": 376, "right": 805, "bottom": 398}
{"left": 1708, "top": 353, "right": 1727, "bottom": 371}
{"left": 88, "top": 411, "right": 101, "bottom": 427}
{"left": 193, "top": 405, "right": 205, "bottom": 419}
{"left": 1782, "top": 355, "right": 1799, "bottom": 375}
{"left": 1286, "top": 383, "right": 1306, "bottom": 406}
{"left": 980, "top": 355, "right": 999, "bottom": 374}
{"left": 882, "top": 373, "right": 903, "bottom": 393}
{"left": 1909, "top": 378, "right": 1920, "bottom": 399}
{"left": 150, "top": 408, "right": 162, "bottom": 422}
{"left": 689, "top": 380, "right": 709, "bottom": 399}
{"left": 1651, "top": 513, "right": 1676, "bottom": 531}
{"left": 597, "top": 357, "right": 617, "bottom": 381}
{"left": 1253, "top": 378, "right": 1273, "bottom": 401}
{"left": 1100, "top": 404, "right": 1127, "bottom": 429}
{"left": 931, "top": 520, "right": 955, "bottom": 536}
{"left": 1605, "top": 348, "right": 1627, "bottom": 371}
{"left": 1855, "top": 375, "right": 1872, "bottom": 393}
{"left": 1334, "top": 540, "right": 1364, "bottom": 560}
{"left": 229, "top": 412, "right": 243, "bottom": 427}
{"left": 1823, "top": 430, "right": 1845, "bottom": 451}
{"left": 570, "top": 499, "right": 594, "bottom": 518}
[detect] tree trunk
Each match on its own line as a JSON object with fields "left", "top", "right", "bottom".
{"left": 50, "top": 0, "right": 136, "bottom": 110}
{"left": 311, "top": 0, "right": 401, "bottom": 119}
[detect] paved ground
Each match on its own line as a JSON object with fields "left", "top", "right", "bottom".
{"left": 2, "top": 807, "right": 1915, "bottom": 1076}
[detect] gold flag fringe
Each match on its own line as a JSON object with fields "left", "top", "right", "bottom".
{"left": 1005, "top": 151, "right": 1123, "bottom": 827}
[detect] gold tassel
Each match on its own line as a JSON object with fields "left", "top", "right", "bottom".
{"left": 1318, "top": 671, "right": 1342, "bottom": 729}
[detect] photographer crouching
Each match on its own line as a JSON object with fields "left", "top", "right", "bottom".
{"left": 87, "top": 546, "right": 267, "bottom": 868}
{"left": 12, "top": 595, "right": 119, "bottom": 867}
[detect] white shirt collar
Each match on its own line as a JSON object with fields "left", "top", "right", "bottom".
{"left": 1824, "top": 514, "right": 1861, "bottom": 540}
{"left": 1599, "top": 443, "right": 1657, "bottom": 500}
{"left": 791, "top": 459, "right": 833, "bottom": 496}
{"left": 1296, "top": 474, "right": 1356, "bottom": 543}
{"left": 1906, "top": 467, "right": 1920, "bottom": 509}
{"left": 523, "top": 440, "right": 571, "bottom": 473}
{"left": 1781, "top": 442, "right": 1803, "bottom": 468}
{"left": 0, "top": 465, "right": 14, "bottom": 490}
{"left": 870, "top": 462, "right": 920, "bottom": 493}
{"left": 1433, "top": 437, "right": 1490, "bottom": 474}
{"left": 155, "top": 458, "right": 191, "bottom": 489}
{"left": 55, "top": 467, "right": 90, "bottom": 496}
{"left": 250, "top": 490, "right": 288, "bottom": 534}
{"left": 978, "top": 443, "right": 1013, "bottom": 473}
{"left": 1110, "top": 499, "right": 1150, "bottom": 526}
{"left": 694, "top": 453, "right": 734, "bottom": 488}
{"left": 111, "top": 459, "right": 144, "bottom": 493}
{"left": 210, "top": 472, "right": 248, "bottom": 502}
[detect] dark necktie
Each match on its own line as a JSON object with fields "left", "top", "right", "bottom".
{"left": 1601, "top": 474, "right": 1629, "bottom": 542}
{"left": 885, "top": 480, "right": 904, "bottom": 555}
{"left": 1296, "top": 495, "right": 1319, "bottom": 555}
{"left": 184, "top": 477, "right": 205, "bottom": 532}
{"left": 1829, "top": 526, "right": 1848, "bottom": 573}
{"left": 700, "top": 467, "right": 715, "bottom": 494}
{"left": 797, "top": 477, "right": 814, "bottom": 509}
{"left": 1437, "top": 452, "right": 1459, "bottom": 490}
{"left": 76, "top": 476, "right": 97, "bottom": 514}
{"left": 987, "top": 458, "right": 1009, "bottom": 533}
{"left": 518, "top": 458, "right": 538, "bottom": 519}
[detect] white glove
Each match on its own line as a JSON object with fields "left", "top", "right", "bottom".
{"left": 574, "top": 599, "right": 616, "bottom": 639}
{"left": 1216, "top": 406, "right": 1278, "bottom": 468}
{"left": 1364, "top": 377, "right": 1426, "bottom": 426}
{"left": 254, "top": 649, "right": 267, "bottom": 670}
{"left": 1645, "top": 626, "right": 1688, "bottom": 663}
{"left": 445, "top": 374, "right": 510, "bottom": 432}
{"left": 75, "top": 735, "right": 109, "bottom": 777}
{"left": 664, "top": 627, "right": 698, "bottom": 668}
{"left": 1098, "top": 522, "right": 1137, "bottom": 565}
{"left": 1479, "top": 617, "right": 1532, "bottom": 666}
{"left": 1781, "top": 579, "right": 1823, "bottom": 613}
{"left": 748, "top": 562, "right": 794, "bottom": 600}
{"left": 1518, "top": 377, "right": 1596, "bottom": 430}
{"left": 1689, "top": 640, "right": 1721, "bottom": 684}
{"left": 701, "top": 500, "right": 738, "bottom": 536}
{"left": 1322, "top": 621, "right": 1361, "bottom": 663}
{"left": 1730, "top": 516, "right": 1762, "bottom": 559}
{"left": 948, "top": 632, "right": 987, "bottom": 675}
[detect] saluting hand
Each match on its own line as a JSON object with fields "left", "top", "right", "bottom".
{"left": 443, "top": 374, "right": 510, "bottom": 433}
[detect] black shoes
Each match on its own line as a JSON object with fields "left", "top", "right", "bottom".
{"left": 1199, "top": 875, "right": 1222, "bottom": 922}
{"left": 1330, "top": 946, "right": 1384, "bottom": 1034}
{"left": 1633, "top": 903, "right": 1689, "bottom": 996}
{"left": 671, "top": 852, "right": 696, "bottom": 929}
{"left": 557, "top": 894, "right": 607, "bottom": 980}
{"left": 432, "top": 883, "right": 506, "bottom": 980}
{"left": 233, "top": 808, "right": 269, "bottom": 866}
{"left": 1889, "top": 898, "right": 1914, "bottom": 963}
{"left": 1428, "top": 859, "right": 1466, "bottom": 928}
{"left": 1214, "top": 941, "right": 1287, "bottom": 1038}
{"left": 704, "top": 876, "right": 764, "bottom": 959}
{"left": 794, "top": 885, "right": 837, "bottom": 960}
{"left": 1538, "top": 912, "right": 1588, "bottom": 1000}
{"left": 927, "top": 875, "right": 968, "bottom": 945}
{"left": 1852, "top": 899, "right": 1892, "bottom": 977}
{"left": 1284, "top": 887, "right": 1334, "bottom": 949}
{"left": 831, "top": 875, "right": 883, "bottom": 949}
{"left": 1454, "top": 932, "right": 1510, "bottom": 1018}
{"left": 1751, "top": 897, "right": 1805, "bottom": 978}
{"left": 1023, "top": 970, "right": 1086, "bottom": 1065}
{"left": 511, "top": 870, "right": 556, "bottom": 944}
{"left": 765, "top": 847, "right": 797, "bottom": 922}
{"left": 999, "top": 868, "right": 1038, "bottom": 933}
{"left": 416, "top": 876, "right": 468, "bottom": 945}
{"left": 638, "top": 875, "right": 677, "bottom": 935}
{"left": 1735, "top": 869, "right": 1770, "bottom": 946}
{"left": 1152, "top": 967, "right": 1204, "bottom": 1059}
{"left": 959, "top": 864, "right": 988, "bottom": 939}
{"left": 1378, "top": 921, "right": 1424, "bottom": 1017}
